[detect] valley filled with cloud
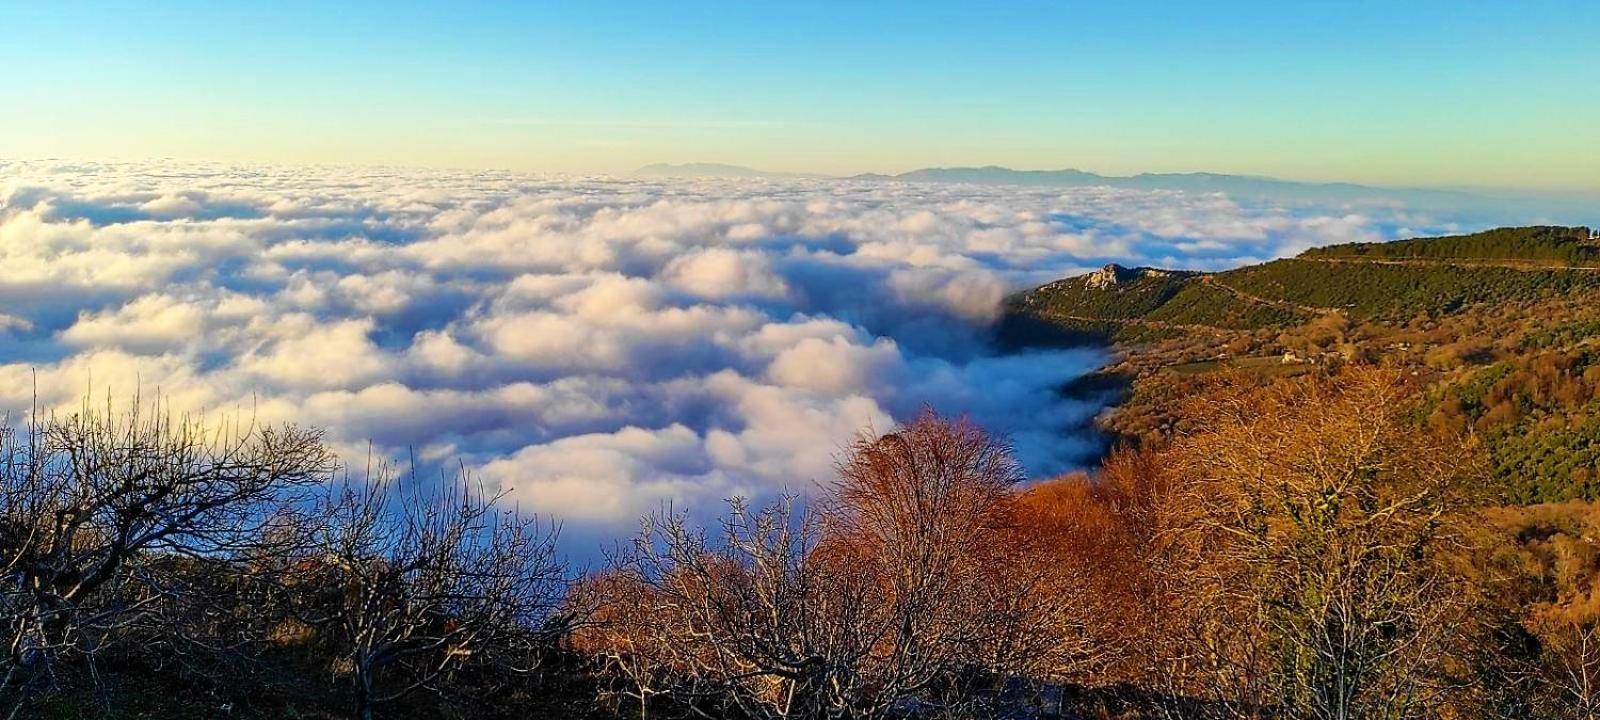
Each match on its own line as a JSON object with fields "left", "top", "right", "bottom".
{"left": 0, "top": 159, "right": 1486, "bottom": 537}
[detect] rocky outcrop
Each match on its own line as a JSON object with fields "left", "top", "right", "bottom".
{"left": 1084, "top": 264, "right": 1174, "bottom": 290}
{"left": 1085, "top": 264, "right": 1127, "bottom": 289}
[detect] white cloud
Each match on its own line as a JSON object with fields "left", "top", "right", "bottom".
{"left": 662, "top": 247, "right": 791, "bottom": 300}
{"left": 0, "top": 314, "right": 34, "bottom": 333}
{"left": 480, "top": 424, "right": 733, "bottom": 522}
{"left": 60, "top": 294, "right": 207, "bottom": 353}
{"left": 238, "top": 317, "right": 394, "bottom": 391}
{"left": 0, "top": 160, "right": 1477, "bottom": 535}
{"left": 767, "top": 336, "right": 905, "bottom": 395}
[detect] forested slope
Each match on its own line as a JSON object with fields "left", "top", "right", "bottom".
{"left": 1303, "top": 225, "right": 1598, "bottom": 264}
{"left": 1008, "top": 225, "right": 1600, "bottom": 505}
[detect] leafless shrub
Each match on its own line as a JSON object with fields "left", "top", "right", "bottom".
{"left": 293, "top": 466, "right": 570, "bottom": 720}
{"left": 1504, "top": 618, "right": 1600, "bottom": 720}
{"left": 1012, "top": 449, "right": 1178, "bottom": 690}
{"left": 581, "top": 410, "right": 1068, "bottom": 720}
{"left": 1151, "top": 367, "right": 1484, "bottom": 719}
{"left": 0, "top": 396, "right": 336, "bottom": 713}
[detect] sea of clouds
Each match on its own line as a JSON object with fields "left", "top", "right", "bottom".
{"left": 0, "top": 159, "right": 1486, "bottom": 540}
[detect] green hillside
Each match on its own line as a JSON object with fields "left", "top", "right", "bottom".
{"left": 1143, "top": 281, "right": 1309, "bottom": 328}
{"left": 1302, "top": 225, "right": 1598, "bottom": 265}
{"left": 1014, "top": 266, "right": 1196, "bottom": 320}
{"left": 1217, "top": 258, "right": 1600, "bottom": 319}
{"left": 1009, "top": 226, "right": 1600, "bottom": 336}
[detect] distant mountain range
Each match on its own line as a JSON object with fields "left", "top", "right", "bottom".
{"left": 633, "top": 163, "right": 824, "bottom": 179}
{"left": 633, "top": 163, "right": 1599, "bottom": 224}
{"left": 634, "top": 162, "right": 1474, "bottom": 201}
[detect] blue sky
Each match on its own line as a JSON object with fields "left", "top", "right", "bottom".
{"left": 3, "top": 1, "right": 1596, "bottom": 188}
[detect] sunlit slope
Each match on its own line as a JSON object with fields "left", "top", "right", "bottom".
{"left": 1008, "top": 226, "right": 1600, "bottom": 341}
{"left": 1303, "top": 225, "right": 1598, "bottom": 264}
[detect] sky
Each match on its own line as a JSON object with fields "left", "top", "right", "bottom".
{"left": 3, "top": 1, "right": 1597, "bottom": 189}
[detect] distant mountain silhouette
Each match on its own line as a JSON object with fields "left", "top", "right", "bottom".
{"left": 634, "top": 163, "right": 825, "bottom": 179}
{"left": 850, "top": 166, "right": 1474, "bottom": 204}
{"left": 868, "top": 166, "right": 1105, "bottom": 185}
{"left": 634, "top": 163, "right": 1599, "bottom": 225}
{"left": 635, "top": 163, "right": 769, "bottom": 178}
{"left": 635, "top": 163, "right": 1474, "bottom": 202}
{"left": 877, "top": 168, "right": 1599, "bottom": 224}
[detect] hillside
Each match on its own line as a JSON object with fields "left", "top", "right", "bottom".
{"left": 1010, "top": 263, "right": 1311, "bottom": 335}
{"left": 1011, "top": 226, "right": 1600, "bottom": 337}
{"left": 1009, "top": 225, "right": 1600, "bottom": 505}
{"left": 1304, "top": 225, "right": 1599, "bottom": 265}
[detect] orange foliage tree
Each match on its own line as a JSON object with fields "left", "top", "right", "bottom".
{"left": 576, "top": 410, "right": 1077, "bottom": 720}
{"left": 1150, "top": 367, "right": 1486, "bottom": 719}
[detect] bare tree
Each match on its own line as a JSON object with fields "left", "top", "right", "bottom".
{"left": 296, "top": 467, "right": 569, "bottom": 720}
{"left": 823, "top": 409, "right": 1046, "bottom": 712}
{"left": 1152, "top": 367, "right": 1484, "bottom": 719}
{"left": 583, "top": 410, "right": 1062, "bottom": 720}
{"left": 1523, "top": 619, "right": 1600, "bottom": 720}
{"left": 0, "top": 397, "right": 335, "bottom": 713}
{"left": 585, "top": 497, "right": 885, "bottom": 720}
{"left": 1010, "top": 449, "right": 1182, "bottom": 699}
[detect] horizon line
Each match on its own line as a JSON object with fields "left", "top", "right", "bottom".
{"left": 6, "top": 153, "right": 1598, "bottom": 198}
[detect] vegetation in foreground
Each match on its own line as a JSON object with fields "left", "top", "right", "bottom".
{"left": 6, "top": 366, "right": 1600, "bottom": 719}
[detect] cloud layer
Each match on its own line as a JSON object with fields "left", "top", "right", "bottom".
{"left": 0, "top": 160, "right": 1477, "bottom": 533}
